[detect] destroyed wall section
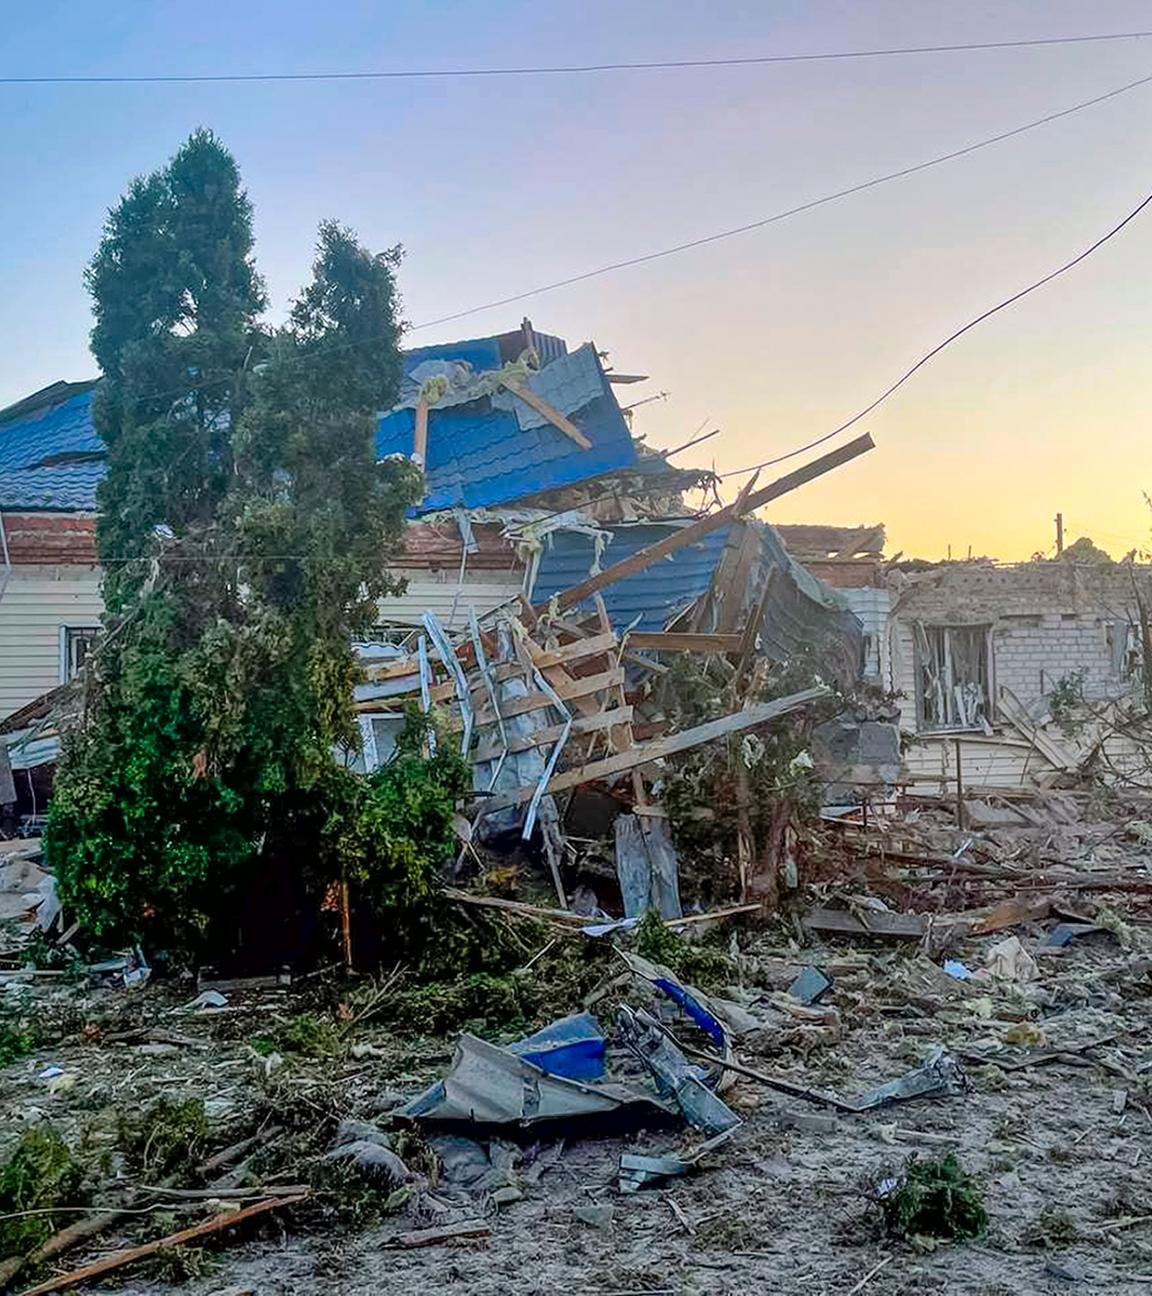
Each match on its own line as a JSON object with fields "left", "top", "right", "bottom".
{"left": 889, "top": 563, "right": 1145, "bottom": 730}
{"left": 887, "top": 562, "right": 1152, "bottom": 793}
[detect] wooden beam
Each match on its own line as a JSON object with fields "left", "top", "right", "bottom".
{"left": 503, "top": 381, "right": 592, "bottom": 450}
{"left": 465, "top": 667, "right": 625, "bottom": 728}
{"left": 413, "top": 395, "right": 429, "bottom": 465}
{"left": 476, "top": 685, "right": 829, "bottom": 812}
{"left": 628, "top": 632, "right": 743, "bottom": 654}
{"left": 540, "top": 433, "right": 874, "bottom": 613}
{"left": 473, "top": 706, "right": 634, "bottom": 763}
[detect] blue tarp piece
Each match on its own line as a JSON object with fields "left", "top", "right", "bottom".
{"left": 653, "top": 978, "right": 727, "bottom": 1052}
{"left": 507, "top": 1012, "right": 606, "bottom": 1081}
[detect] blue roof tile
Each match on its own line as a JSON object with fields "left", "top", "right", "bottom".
{"left": 0, "top": 462, "right": 104, "bottom": 511}
{"left": 531, "top": 523, "right": 731, "bottom": 631}
{"left": 0, "top": 327, "right": 637, "bottom": 513}
{"left": 0, "top": 389, "right": 102, "bottom": 473}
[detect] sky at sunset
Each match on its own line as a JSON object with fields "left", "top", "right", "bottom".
{"left": 3, "top": 1, "right": 1152, "bottom": 560}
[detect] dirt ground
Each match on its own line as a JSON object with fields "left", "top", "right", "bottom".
{"left": 4, "top": 889, "right": 1152, "bottom": 1296}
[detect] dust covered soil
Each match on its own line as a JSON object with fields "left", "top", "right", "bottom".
{"left": 3, "top": 910, "right": 1152, "bottom": 1296}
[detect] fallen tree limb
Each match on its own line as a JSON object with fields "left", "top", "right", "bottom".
{"left": 138, "top": 1184, "right": 309, "bottom": 1201}
{"left": 16, "top": 1195, "right": 305, "bottom": 1295}
{"left": 0, "top": 1128, "right": 265, "bottom": 1289}
{"left": 443, "top": 889, "right": 763, "bottom": 931}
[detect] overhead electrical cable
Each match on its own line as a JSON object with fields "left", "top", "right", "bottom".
{"left": 718, "top": 184, "right": 1152, "bottom": 479}
{"left": 84, "top": 66, "right": 1152, "bottom": 413}
{"left": 4, "top": 30, "right": 1152, "bottom": 84}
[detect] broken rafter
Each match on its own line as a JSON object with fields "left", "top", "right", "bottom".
{"left": 627, "top": 632, "right": 743, "bottom": 654}
{"left": 476, "top": 685, "right": 829, "bottom": 813}
{"left": 503, "top": 381, "right": 593, "bottom": 450}
{"left": 472, "top": 706, "right": 634, "bottom": 763}
{"left": 539, "top": 433, "right": 874, "bottom": 613}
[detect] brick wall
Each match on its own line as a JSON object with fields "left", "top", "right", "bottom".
{"left": 888, "top": 562, "right": 1148, "bottom": 732}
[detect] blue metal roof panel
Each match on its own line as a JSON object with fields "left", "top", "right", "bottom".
{"left": 0, "top": 390, "right": 102, "bottom": 472}
{"left": 402, "top": 336, "right": 504, "bottom": 376}
{"left": 0, "top": 461, "right": 105, "bottom": 511}
{"left": 378, "top": 391, "right": 638, "bottom": 513}
{"left": 530, "top": 523, "right": 731, "bottom": 632}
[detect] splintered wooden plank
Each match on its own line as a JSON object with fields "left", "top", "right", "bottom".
{"left": 472, "top": 706, "right": 634, "bottom": 763}
{"left": 503, "top": 381, "right": 592, "bottom": 449}
{"left": 476, "top": 685, "right": 828, "bottom": 812}
{"left": 628, "top": 632, "right": 744, "bottom": 654}
{"left": 540, "top": 433, "right": 874, "bottom": 614}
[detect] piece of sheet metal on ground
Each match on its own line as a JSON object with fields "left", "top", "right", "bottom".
{"left": 399, "top": 1032, "right": 668, "bottom": 1126}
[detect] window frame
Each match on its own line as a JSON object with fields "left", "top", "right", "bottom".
{"left": 58, "top": 624, "right": 101, "bottom": 684}
{"left": 913, "top": 621, "right": 995, "bottom": 733}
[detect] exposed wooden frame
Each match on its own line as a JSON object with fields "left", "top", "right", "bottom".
{"left": 540, "top": 433, "right": 874, "bottom": 613}
{"left": 476, "top": 685, "right": 828, "bottom": 812}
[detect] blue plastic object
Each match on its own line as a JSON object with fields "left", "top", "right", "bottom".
{"left": 507, "top": 1012, "right": 606, "bottom": 1081}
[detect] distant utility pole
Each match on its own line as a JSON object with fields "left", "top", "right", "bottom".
{"left": 1055, "top": 512, "right": 1064, "bottom": 556}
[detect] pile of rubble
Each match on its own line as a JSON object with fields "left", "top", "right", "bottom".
{"left": 2, "top": 785, "right": 1152, "bottom": 1292}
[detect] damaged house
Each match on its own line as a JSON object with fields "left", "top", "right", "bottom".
{"left": 1, "top": 321, "right": 876, "bottom": 900}
{"left": 770, "top": 532, "right": 1152, "bottom": 799}
{"left": 886, "top": 558, "right": 1152, "bottom": 795}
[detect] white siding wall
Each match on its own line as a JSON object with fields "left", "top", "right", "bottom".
{"left": 376, "top": 570, "right": 523, "bottom": 630}
{"left": 0, "top": 565, "right": 523, "bottom": 722}
{"left": 837, "top": 587, "right": 890, "bottom": 681}
{"left": 0, "top": 566, "right": 103, "bottom": 719}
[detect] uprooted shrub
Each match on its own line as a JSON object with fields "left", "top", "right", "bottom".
{"left": 881, "top": 1154, "right": 987, "bottom": 1242}
{"left": 661, "top": 652, "right": 839, "bottom": 907}
{"left": 117, "top": 1098, "right": 210, "bottom": 1180}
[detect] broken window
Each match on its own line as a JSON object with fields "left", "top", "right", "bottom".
{"left": 914, "top": 623, "right": 992, "bottom": 731}
{"left": 60, "top": 625, "right": 99, "bottom": 682}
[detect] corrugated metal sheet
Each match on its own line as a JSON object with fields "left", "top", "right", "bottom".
{"left": 378, "top": 343, "right": 638, "bottom": 513}
{"left": 530, "top": 522, "right": 731, "bottom": 632}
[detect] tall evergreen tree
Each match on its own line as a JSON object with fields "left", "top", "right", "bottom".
{"left": 47, "top": 135, "right": 424, "bottom": 954}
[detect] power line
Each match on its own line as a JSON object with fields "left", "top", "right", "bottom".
{"left": 26, "top": 65, "right": 1152, "bottom": 463}
{"left": 4, "top": 31, "right": 1152, "bottom": 85}
{"left": 47, "top": 67, "right": 1152, "bottom": 425}
{"left": 718, "top": 183, "right": 1152, "bottom": 480}
{"left": 408, "top": 69, "right": 1152, "bottom": 332}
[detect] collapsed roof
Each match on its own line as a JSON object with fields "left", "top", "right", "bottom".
{"left": 0, "top": 322, "right": 639, "bottom": 516}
